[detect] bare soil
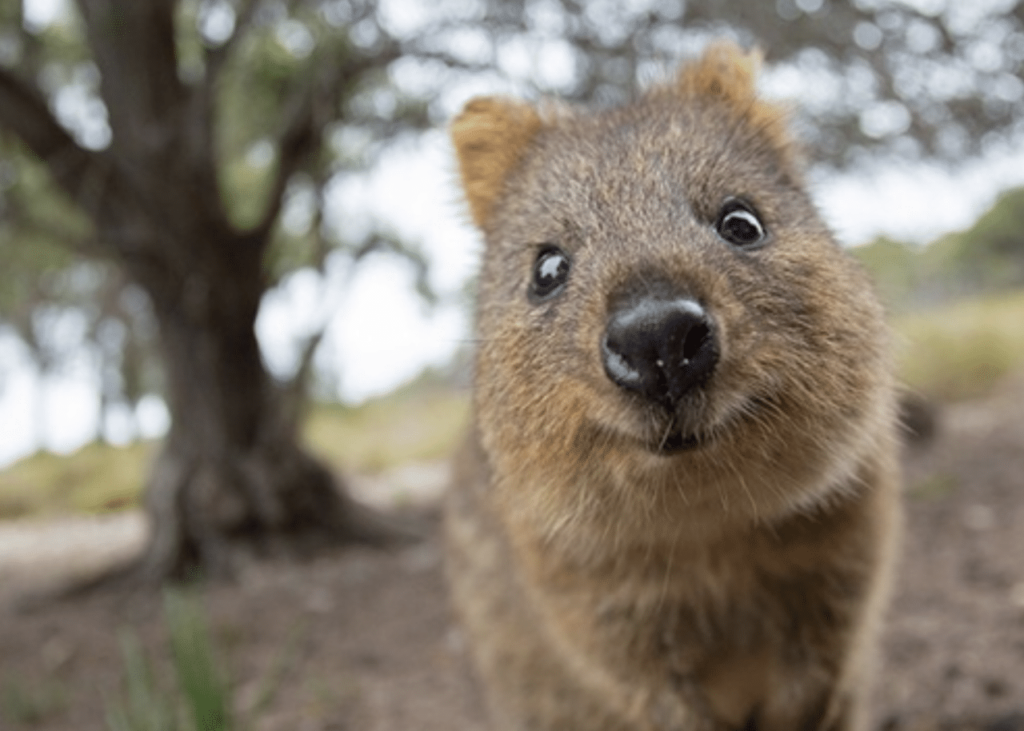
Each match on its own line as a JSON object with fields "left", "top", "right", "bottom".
{"left": 2, "top": 375, "right": 1024, "bottom": 731}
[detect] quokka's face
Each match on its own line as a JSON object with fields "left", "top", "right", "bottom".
{"left": 457, "top": 46, "right": 892, "bottom": 515}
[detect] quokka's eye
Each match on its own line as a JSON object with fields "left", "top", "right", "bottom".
{"left": 716, "top": 198, "right": 769, "bottom": 249}
{"left": 530, "top": 245, "right": 571, "bottom": 301}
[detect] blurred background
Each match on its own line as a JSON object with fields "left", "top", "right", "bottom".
{"left": 2, "top": 0, "right": 1024, "bottom": 473}
{"left": 2, "top": 1, "right": 1024, "bottom": 729}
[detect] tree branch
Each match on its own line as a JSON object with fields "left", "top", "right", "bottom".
{"left": 252, "top": 43, "right": 403, "bottom": 241}
{"left": 279, "top": 326, "right": 327, "bottom": 433}
{"left": 0, "top": 69, "right": 192, "bottom": 276}
{"left": 185, "top": 0, "right": 264, "bottom": 229}
{"left": 75, "top": 0, "right": 231, "bottom": 242}
{"left": 0, "top": 67, "right": 112, "bottom": 226}
{"left": 1, "top": 193, "right": 106, "bottom": 258}
{"left": 204, "top": 0, "right": 261, "bottom": 84}
{"left": 75, "top": 0, "right": 186, "bottom": 156}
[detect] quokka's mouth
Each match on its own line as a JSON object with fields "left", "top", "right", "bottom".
{"left": 647, "top": 394, "right": 771, "bottom": 456}
{"left": 643, "top": 400, "right": 732, "bottom": 455}
{"left": 650, "top": 426, "right": 703, "bottom": 455}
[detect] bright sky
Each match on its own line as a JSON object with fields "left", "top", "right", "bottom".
{"left": 818, "top": 144, "right": 1024, "bottom": 247}
{"left": 21, "top": 0, "right": 66, "bottom": 30}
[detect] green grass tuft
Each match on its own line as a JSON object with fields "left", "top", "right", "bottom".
{"left": 1, "top": 676, "right": 67, "bottom": 726}
{"left": 165, "top": 590, "right": 233, "bottom": 731}
{"left": 105, "top": 631, "right": 177, "bottom": 731}
{"left": 106, "top": 589, "right": 234, "bottom": 731}
{"left": 104, "top": 587, "right": 311, "bottom": 731}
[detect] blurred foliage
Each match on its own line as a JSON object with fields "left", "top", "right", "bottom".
{"left": 0, "top": 139, "right": 89, "bottom": 353}
{"left": 851, "top": 236, "right": 926, "bottom": 310}
{"left": 0, "top": 441, "right": 154, "bottom": 519}
{"left": 0, "top": 0, "right": 440, "bottom": 443}
{"left": 933, "top": 186, "right": 1024, "bottom": 292}
{"left": 894, "top": 290, "right": 1024, "bottom": 402}
{"left": 855, "top": 185, "right": 1024, "bottom": 402}
{"left": 305, "top": 381, "right": 469, "bottom": 474}
{"left": 461, "top": 0, "right": 1024, "bottom": 168}
{"left": 0, "top": 381, "right": 468, "bottom": 519}
{"left": 165, "top": 590, "right": 232, "bottom": 731}
{"left": 855, "top": 184, "right": 1024, "bottom": 310}
{"left": 0, "top": 138, "right": 161, "bottom": 443}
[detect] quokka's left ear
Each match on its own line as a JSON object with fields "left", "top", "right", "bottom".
{"left": 450, "top": 96, "right": 544, "bottom": 229}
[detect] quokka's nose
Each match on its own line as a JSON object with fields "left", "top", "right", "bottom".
{"left": 601, "top": 297, "right": 719, "bottom": 408}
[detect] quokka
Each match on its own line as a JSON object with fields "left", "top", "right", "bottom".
{"left": 445, "top": 41, "right": 901, "bottom": 731}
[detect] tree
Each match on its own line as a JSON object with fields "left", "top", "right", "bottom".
{"left": 0, "top": 0, "right": 440, "bottom": 582}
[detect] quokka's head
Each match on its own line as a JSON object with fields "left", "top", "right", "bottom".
{"left": 452, "top": 42, "right": 894, "bottom": 520}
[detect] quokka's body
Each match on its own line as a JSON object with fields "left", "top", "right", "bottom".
{"left": 445, "top": 42, "right": 901, "bottom": 731}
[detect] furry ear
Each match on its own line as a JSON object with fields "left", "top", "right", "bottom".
{"left": 677, "top": 40, "right": 763, "bottom": 105}
{"left": 451, "top": 97, "right": 543, "bottom": 229}
{"left": 678, "top": 41, "right": 798, "bottom": 171}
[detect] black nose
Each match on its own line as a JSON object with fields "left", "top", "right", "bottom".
{"left": 601, "top": 298, "right": 719, "bottom": 407}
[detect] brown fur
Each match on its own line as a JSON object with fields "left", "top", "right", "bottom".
{"left": 446, "top": 41, "right": 901, "bottom": 731}
{"left": 451, "top": 97, "right": 544, "bottom": 228}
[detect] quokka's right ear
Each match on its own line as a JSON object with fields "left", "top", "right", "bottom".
{"left": 451, "top": 97, "right": 543, "bottom": 229}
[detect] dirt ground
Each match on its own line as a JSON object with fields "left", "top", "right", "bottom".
{"left": 2, "top": 375, "right": 1024, "bottom": 731}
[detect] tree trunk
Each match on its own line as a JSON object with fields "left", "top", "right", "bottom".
{"left": 118, "top": 230, "right": 408, "bottom": 585}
